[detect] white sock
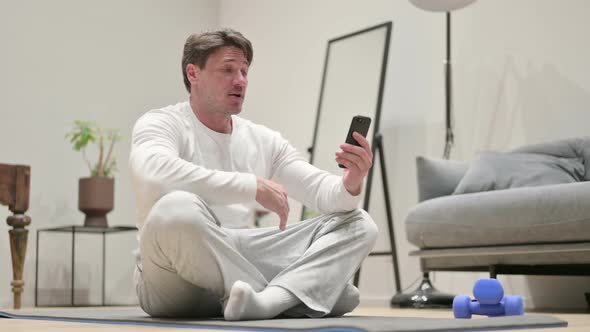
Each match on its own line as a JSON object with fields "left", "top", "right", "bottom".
{"left": 224, "top": 281, "right": 300, "bottom": 321}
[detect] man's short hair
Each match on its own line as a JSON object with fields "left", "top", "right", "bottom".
{"left": 181, "top": 28, "right": 253, "bottom": 93}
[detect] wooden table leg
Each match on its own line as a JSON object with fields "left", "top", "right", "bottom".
{"left": 7, "top": 213, "right": 31, "bottom": 309}
{"left": 1, "top": 163, "right": 31, "bottom": 309}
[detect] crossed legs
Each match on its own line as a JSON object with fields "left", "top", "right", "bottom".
{"left": 136, "top": 191, "right": 378, "bottom": 320}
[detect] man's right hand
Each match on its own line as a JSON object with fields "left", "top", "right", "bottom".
{"left": 255, "top": 177, "right": 290, "bottom": 231}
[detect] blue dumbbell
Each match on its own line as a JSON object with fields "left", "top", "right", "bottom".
{"left": 453, "top": 278, "right": 524, "bottom": 319}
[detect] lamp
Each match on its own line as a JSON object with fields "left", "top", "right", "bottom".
{"left": 410, "top": 0, "right": 475, "bottom": 159}
{"left": 390, "top": 0, "right": 477, "bottom": 308}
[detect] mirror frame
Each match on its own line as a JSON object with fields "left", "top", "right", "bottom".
{"left": 303, "top": 21, "right": 392, "bottom": 218}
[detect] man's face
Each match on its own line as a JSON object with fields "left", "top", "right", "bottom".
{"left": 193, "top": 46, "right": 249, "bottom": 115}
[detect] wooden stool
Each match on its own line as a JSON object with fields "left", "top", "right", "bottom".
{"left": 0, "top": 163, "right": 31, "bottom": 309}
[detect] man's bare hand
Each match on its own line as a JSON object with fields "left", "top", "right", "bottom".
{"left": 255, "top": 177, "right": 290, "bottom": 230}
{"left": 335, "top": 132, "right": 373, "bottom": 196}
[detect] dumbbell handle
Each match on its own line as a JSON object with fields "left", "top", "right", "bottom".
{"left": 469, "top": 301, "right": 505, "bottom": 317}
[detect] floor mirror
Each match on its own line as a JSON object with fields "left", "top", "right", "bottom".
{"left": 301, "top": 22, "right": 399, "bottom": 296}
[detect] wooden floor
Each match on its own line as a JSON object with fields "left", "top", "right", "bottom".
{"left": 0, "top": 306, "right": 588, "bottom": 331}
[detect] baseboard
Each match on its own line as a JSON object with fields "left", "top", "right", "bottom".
{"left": 0, "top": 296, "right": 138, "bottom": 309}
{"left": 2, "top": 295, "right": 389, "bottom": 309}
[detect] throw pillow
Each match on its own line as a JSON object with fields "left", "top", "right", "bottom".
{"left": 416, "top": 156, "right": 468, "bottom": 201}
{"left": 453, "top": 151, "right": 585, "bottom": 195}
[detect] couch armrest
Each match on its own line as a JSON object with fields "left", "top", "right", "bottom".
{"left": 416, "top": 156, "right": 468, "bottom": 202}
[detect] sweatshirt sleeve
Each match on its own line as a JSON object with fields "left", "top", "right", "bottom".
{"left": 268, "top": 132, "right": 361, "bottom": 214}
{"left": 129, "top": 111, "right": 257, "bottom": 205}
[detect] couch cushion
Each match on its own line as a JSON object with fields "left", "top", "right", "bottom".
{"left": 406, "top": 181, "right": 590, "bottom": 249}
{"left": 453, "top": 152, "right": 585, "bottom": 195}
{"left": 416, "top": 156, "right": 468, "bottom": 201}
{"left": 512, "top": 136, "right": 590, "bottom": 180}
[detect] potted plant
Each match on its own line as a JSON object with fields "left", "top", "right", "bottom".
{"left": 66, "top": 121, "right": 121, "bottom": 227}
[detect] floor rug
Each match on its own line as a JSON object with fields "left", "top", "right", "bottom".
{"left": 0, "top": 307, "right": 568, "bottom": 331}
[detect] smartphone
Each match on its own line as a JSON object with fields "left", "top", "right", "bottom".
{"left": 338, "top": 115, "right": 372, "bottom": 168}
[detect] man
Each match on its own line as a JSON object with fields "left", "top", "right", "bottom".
{"left": 129, "top": 28, "right": 377, "bottom": 321}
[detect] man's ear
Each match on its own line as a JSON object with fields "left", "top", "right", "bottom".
{"left": 186, "top": 64, "right": 200, "bottom": 86}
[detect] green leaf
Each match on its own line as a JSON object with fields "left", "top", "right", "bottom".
{"left": 66, "top": 120, "right": 120, "bottom": 177}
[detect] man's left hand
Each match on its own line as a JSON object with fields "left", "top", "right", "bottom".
{"left": 335, "top": 132, "right": 373, "bottom": 196}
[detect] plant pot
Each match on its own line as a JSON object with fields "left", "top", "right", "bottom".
{"left": 78, "top": 177, "right": 114, "bottom": 228}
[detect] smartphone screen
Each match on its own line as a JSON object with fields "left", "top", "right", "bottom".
{"left": 339, "top": 115, "right": 372, "bottom": 168}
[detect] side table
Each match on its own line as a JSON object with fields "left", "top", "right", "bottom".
{"left": 35, "top": 225, "right": 137, "bottom": 307}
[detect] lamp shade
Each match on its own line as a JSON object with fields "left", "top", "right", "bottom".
{"left": 409, "top": 0, "right": 476, "bottom": 12}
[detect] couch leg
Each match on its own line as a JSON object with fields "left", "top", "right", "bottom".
{"left": 489, "top": 265, "right": 497, "bottom": 279}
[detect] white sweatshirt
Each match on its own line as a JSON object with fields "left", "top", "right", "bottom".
{"left": 129, "top": 101, "right": 361, "bottom": 231}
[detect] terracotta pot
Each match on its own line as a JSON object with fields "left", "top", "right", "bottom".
{"left": 78, "top": 177, "right": 114, "bottom": 228}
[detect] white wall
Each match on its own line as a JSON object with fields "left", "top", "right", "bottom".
{"left": 0, "top": 0, "right": 218, "bottom": 307}
{"left": 2, "top": 0, "right": 588, "bottom": 311}
{"left": 220, "top": 0, "right": 590, "bottom": 310}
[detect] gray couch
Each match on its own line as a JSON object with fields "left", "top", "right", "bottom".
{"left": 405, "top": 137, "right": 590, "bottom": 278}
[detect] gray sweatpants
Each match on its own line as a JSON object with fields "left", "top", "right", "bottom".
{"left": 134, "top": 191, "right": 378, "bottom": 318}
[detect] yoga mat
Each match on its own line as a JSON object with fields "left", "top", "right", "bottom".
{"left": 0, "top": 307, "right": 567, "bottom": 331}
